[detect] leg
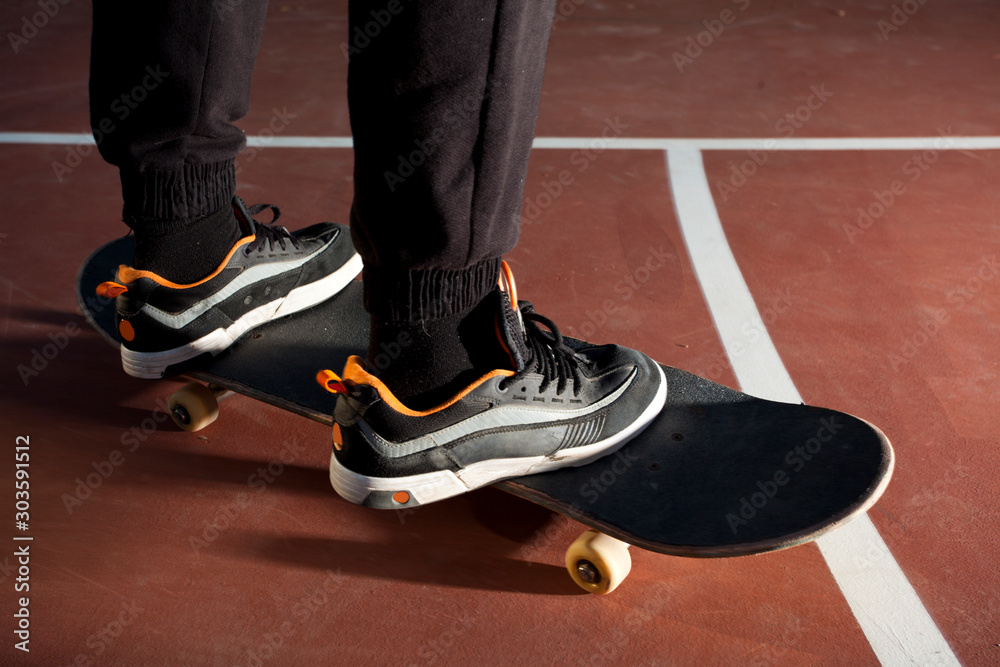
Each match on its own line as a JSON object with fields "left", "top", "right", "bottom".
{"left": 90, "top": 0, "right": 267, "bottom": 281}
{"left": 91, "top": 1, "right": 361, "bottom": 378}
{"left": 348, "top": 0, "right": 557, "bottom": 404}
{"left": 326, "top": 0, "right": 667, "bottom": 508}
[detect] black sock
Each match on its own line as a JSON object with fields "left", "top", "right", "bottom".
{"left": 130, "top": 203, "right": 242, "bottom": 284}
{"left": 368, "top": 289, "right": 512, "bottom": 409}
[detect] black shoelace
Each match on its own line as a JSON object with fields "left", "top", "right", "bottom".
{"left": 500, "top": 303, "right": 590, "bottom": 396}
{"left": 242, "top": 203, "right": 302, "bottom": 254}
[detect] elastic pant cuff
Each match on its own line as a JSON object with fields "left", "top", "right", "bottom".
{"left": 363, "top": 257, "right": 503, "bottom": 322}
{"left": 120, "top": 160, "right": 236, "bottom": 225}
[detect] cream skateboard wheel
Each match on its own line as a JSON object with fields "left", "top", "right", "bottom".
{"left": 565, "top": 530, "right": 632, "bottom": 595}
{"left": 168, "top": 382, "right": 220, "bottom": 432}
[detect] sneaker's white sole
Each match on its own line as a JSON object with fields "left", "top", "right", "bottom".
{"left": 121, "top": 253, "right": 363, "bottom": 379}
{"left": 330, "top": 363, "right": 668, "bottom": 508}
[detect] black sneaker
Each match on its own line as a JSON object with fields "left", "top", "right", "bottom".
{"left": 97, "top": 197, "right": 362, "bottom": 378}
{"left": 317, "top": 262, "right": 666, "bottom": 508}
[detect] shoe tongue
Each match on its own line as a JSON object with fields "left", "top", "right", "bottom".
{"left": 231, "top": 196, "right": 256, "bottom": 236}
{"left": 495, "top": 288, "right": 530, "bottom": 372}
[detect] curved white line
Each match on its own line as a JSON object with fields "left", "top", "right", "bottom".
{"left": 666, "top": 147, "right": 959, "bottom": 666}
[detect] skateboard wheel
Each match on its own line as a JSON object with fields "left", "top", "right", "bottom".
{"left": 565, "top": 530, "right": 631, "bottom": 595}
{"left": 168, "top": 383, "right": 220, "bottom": 432}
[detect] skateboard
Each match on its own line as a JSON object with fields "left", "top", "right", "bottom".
{"left": 77, "top": 237, "right": 894, "bottom": 595}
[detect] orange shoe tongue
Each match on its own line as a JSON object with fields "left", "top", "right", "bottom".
{"left": 498, "top": 260, "right": 518, "bottom": 304}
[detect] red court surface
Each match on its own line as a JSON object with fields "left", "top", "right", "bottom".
{"left": 2, "top": 0, "right": 998, "bottom": 665}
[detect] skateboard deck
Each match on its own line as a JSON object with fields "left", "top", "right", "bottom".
{"left": 78, "top": 237, "right": 893, "bottom": 593}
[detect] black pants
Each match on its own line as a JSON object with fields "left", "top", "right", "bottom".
{"left": 90, "top": 0, "right": 556, "bottom": 321}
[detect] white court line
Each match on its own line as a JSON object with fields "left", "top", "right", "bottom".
{"left": 534, "top": 136, "right": 1000, "bottom": 151}
{"left": 0, "top": 132, "right": 95, "bottom": 145}
{"left": 666, "top": 147, "right": 960, "bottom": 666}
{"left": 2, "top": 131, "right": 1000, "bottom": 151}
